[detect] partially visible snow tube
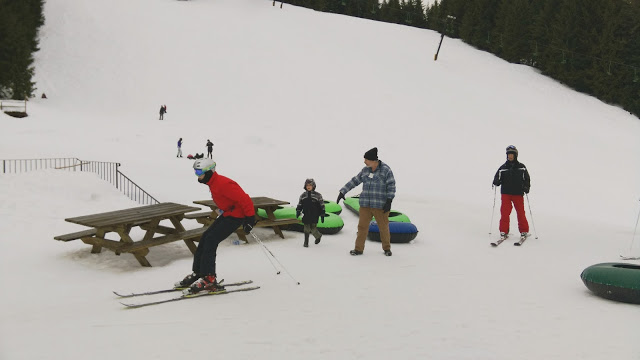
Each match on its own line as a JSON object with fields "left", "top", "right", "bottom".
{"left": 256, "top": 206, "right": 296, "bottom": 219}
{"left": 343, "top": 197, "right": 408, "bottom": 222}
{"left": 580, "top": 263, "right": 640, "bottom": 304}
{"left": 343, "top": 196, "right": 360, "bottom": 215}
{"left": 368, "top": 221, "right": 418, "bottom": 243}
{"left": 387, "top": 211, "right": 411, "bottom": 223}
{"left": 324, "top": 201, "right": 342, "bottom": 215}
{"left": 257, "top": 207, "right": 344, "bottom": 235}
{"left": 287, "top": 212, "right": 344, "bottom": 235}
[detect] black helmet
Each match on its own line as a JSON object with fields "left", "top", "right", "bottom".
{"left": 506, "top": 145, "right": 518, "bottom": 160}
{"left": 303, "top": 178, "right": 316, "bottom": 191}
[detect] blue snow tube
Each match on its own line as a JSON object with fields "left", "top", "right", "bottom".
{"left": 368, "top": 221, "right": 418, "bottom": 243}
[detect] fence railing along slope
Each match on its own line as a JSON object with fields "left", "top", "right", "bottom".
{"left": 1, "top": 158, "right": 159, "bottom": 205}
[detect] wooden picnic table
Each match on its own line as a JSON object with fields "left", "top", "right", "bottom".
{"left": 191, "top": 196, "right": 300, "bottom": 243}
{"left": 54, "top": 202, "right": 204, "bottom": 267}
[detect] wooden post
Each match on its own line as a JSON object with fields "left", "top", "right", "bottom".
{"left": 434, "top": 33, "right": 445, "bottom": 61}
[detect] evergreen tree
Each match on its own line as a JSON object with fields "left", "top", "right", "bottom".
{"left": 0, "top": 0, "right": 44, "bottom": 99}
{"left": 459, "top": 0, "right": 500, "bottom": 51}
{"left": 491, "top": 0, "right": 533, "bottom": 63}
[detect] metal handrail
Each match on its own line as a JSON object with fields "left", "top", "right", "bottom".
{"left": 1, "top": 158, "right": 159, "bottom": 205}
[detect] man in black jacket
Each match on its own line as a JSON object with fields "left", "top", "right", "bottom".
{"left": 492, "top": 145, "right": 530, "bottom": 241}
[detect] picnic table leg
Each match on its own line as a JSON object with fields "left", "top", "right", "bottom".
{"left": 117, "top": 229, "right": 152, "bottom": 267}
{"left": 169, "top": 216, "right": 198, "bottom": 254}
{"left": 265, "top": 207, "right": 286, "bottom": 239}
{"left": 236, "top": 229, "right": 249, "bottom": 243}
{"left": 91, "top": 229, "right": 105, "bottom": 254}
{"left": 272, "top": 226, "right": 286, "bottom": 239}
{"left": 116, "top": 223, "right": 137, "bottom": 256}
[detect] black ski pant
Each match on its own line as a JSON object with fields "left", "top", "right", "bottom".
{"left": 192, "top": 215, "right": 243, "bottom": 277}
{"left": 207, "top": 149, "right": 212, "bottom": 158}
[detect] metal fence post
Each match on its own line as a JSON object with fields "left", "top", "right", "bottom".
{"left": 116, "top": 163, "right": 120, "bottom": 189}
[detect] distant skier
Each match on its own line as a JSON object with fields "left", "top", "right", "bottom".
{"left": 206, "top": 139, "right": 214, "bottom": 159}
{"left": 159, "top": 105, "right": 167, "bottom": 120}
{"left": 295, "top": 178, "right": 325, "bottom": 247}
{"left": 492, "top": 145, "right": 530, "bottom": 241}
{"left": 336, "top": 147, "right": 396, "bottom": 256}
{"left": 177, "top": 138, "right": 183, "bottom": 158}
{"left": 175, "top": 159, "right": 255, "bottom": 295}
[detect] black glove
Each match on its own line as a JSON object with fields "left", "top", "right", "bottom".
{"left": 243, "top": 216, "right": 255, "bottom": 233}
{"left": 382, "top": 199, "right": 392, "bottom": 213}
{"left": 321, "top": 214, "right": 325, "bottom": 223}
{"left": 296, "top": 210, "right": 301, "bottom": 218}
{"left": 523, "top": 187, "right": 530, "bottom": 194}
{"left": 336, "top": 192, "right": 345, "bottom": 203}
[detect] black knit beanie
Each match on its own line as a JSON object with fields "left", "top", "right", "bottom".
{"left": 364, "top": 147, "right": 378, "bottom": 161}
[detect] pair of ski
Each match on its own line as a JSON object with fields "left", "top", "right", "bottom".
{"left": 491, "top": 233, "right": 529, "bottom": 247}
{"left": 115, "top": 280, "right": 259, "bottom": 308}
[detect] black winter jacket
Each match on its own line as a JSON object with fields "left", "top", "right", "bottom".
{"left": 296, "top": 190, "right": 325, "bottom": 224}
{"left": 493, "top": 160, "right": 530, "bottom": 195}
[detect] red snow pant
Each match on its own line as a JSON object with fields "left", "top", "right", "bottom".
{"left": 499, "top": 194, "right": 529, "bottom": 234}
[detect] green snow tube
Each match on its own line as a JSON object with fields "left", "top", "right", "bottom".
{"left": 288, "top": 212, "right": 344, "bottom": 235}
{"left": 343, "top": 196, "right": 360, "bottom": 215}
{"left": 257, "top": 207, "right": 344, "bottom": 235}
{"left": 324, "top": 201, "right": 342, "bottom": 215}
{"left": 580, "top": 263, "right": 640, "bottom": 304}
{"left": 343, "top": 196, "right": 410, "bottom": 222}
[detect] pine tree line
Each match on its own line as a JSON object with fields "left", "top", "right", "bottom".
{"left": 0, "top": 0, "right": 45, "bottom": 100}
{"left": 279, "top": 0, "right": 640, "bottom": 118}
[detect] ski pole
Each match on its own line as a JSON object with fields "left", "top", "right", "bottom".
{"left": 525, "top": 194, "right": 539, "bottom": 239}
{"left": 488, "top": 186, "right": 497, "bottom": 237}
{"left": 253, "top": 233, "right": 280, "bottom": 275}
{"left": 249, "top": 231, "right": 300, "bottom": 285}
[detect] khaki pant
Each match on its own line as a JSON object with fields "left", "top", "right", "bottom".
{"left": 303, "top": 223, "right": 322, "bottom": 239}
{"left": 355, "top": 207, "right": 390, "bottom": 252}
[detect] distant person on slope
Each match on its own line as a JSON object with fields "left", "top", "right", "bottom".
{"left": 206, "top": 139, "right": 214, "bottom": 159}
{"left": 492, "top": 145, "right": 530, "bottom": 242}
{"left": 295, "top": 178, "right": 325, "bottom": 248}
{"left": 336, "top": 147, "right": 396, "bottom": 257}
{"left": 175, "top": 159, "right": 255, "bottom": 295}
{"left": 177, "top": 138, "right": 183, "bottom": 158}
{"left": 159, "top": 105, "right": 167, "bottom": 120}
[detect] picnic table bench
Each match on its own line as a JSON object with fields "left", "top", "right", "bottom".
{"left": 54, "top": 202, "right": 203, "bottom": 267}
{"left": 192, "top": 196, "right": 300, "bottom": 243}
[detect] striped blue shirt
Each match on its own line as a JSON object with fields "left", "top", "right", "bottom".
{"left": 340, "top": 161, "right": 396, "bottom": 209}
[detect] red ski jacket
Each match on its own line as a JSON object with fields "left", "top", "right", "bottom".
{"left": 205, "top": 172, "right": 255, "bottom": 219}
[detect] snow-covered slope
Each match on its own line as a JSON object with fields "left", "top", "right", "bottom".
{"left": 0, "top": 0, "right": 638, "bottom": 359}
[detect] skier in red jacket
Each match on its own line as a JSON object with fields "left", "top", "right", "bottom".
{"left": 176, "top": 159, "right": 255, "bottom": 295}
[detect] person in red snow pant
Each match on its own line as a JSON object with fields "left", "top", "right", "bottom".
{"left": 492, "top": 145, "right": 531, "bottom": 237}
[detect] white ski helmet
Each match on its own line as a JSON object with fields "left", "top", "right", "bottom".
{"left": 193, "top": 159, "right": 216, "bottom": 174}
